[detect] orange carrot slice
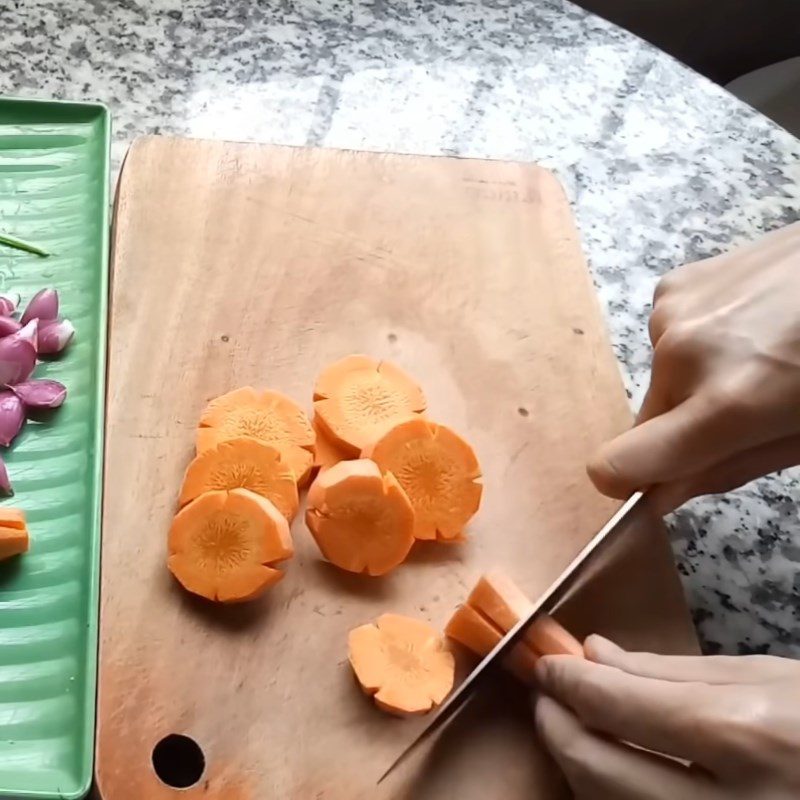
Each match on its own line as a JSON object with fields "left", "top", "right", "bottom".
{"left": 526, "top": 615, "right": 584, "bottom": 659}
{"left": 348, "top": 613, "right": 455, "bottom": 716}
{"left": 363, "top": 417, "right": 482, "bottom": 541}
{"left": 0, "top": 526, "right": 29, "bottom": 560}
{"left": 196, "top": 387, "right": 314, "bottom": 486}
{"left": 306, "top": 459, "right": 414, "bottom": 576}
{"left": 0, "top": 507, "right": 27, "bottom": 531}
{"left": 445, "top": 604, "right": 538, "bottom": 685}
{"left": 168, "top": 488, "right": 293, "bottom": 603}
{"left": 313, "top": 355, "right": 426, "bottom": 456}
{"left": 179, "top": 438, "right": 299, "bottom": 521}
{"left": 312, "top": 415, "right": 349, "bottom": 473}
{"left": 468, "top": 571, "right": 583, "bottom": 658}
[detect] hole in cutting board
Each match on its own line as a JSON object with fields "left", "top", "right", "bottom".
{"left": 152, "top": 734, "right": 205, "bottom": 788}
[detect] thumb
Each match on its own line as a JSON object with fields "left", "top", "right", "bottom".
{"left": 648, "top": 433, "right": 800, "bottom": 514}
{"left": 587, "top": 390, "right": 761, "bottom": 499}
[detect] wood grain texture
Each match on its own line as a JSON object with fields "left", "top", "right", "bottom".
{"left": 96, "top": 136, "right": 697, "bottom": 800}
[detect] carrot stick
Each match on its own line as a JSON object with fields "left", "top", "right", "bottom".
{"left": 468, "top": 571, "right": 584, "bottom": 658}
{"left": 0, "top": 526, "right": 29, "bottom": 560}
{"left": 445, "top": 604, "right": 538, "bottom": 685}
{"left": 0, "top": 507, "right": 27, "bottom": 530}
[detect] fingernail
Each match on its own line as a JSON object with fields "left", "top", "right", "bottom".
{"left": 531, "top": 692, "right": 546, "bottom": 734}
{"left": 584, "top": 634, "right": 621, "bottom": 662}
{"left": 534, "top": 658, "right": 550, "bottom": 687}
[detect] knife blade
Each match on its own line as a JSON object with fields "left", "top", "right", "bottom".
{"left": 377, "top": 490, "right": 647, "bottom": 785}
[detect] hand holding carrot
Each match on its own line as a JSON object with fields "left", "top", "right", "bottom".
{"left": 588, "top": 221, "right": 800, "bottom": 514}
{"left": 534, "top": 636, "right": 800, "bottom": 799}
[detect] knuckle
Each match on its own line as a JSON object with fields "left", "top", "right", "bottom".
{"left": 739, "top": 654, "right": 785, "bottom": 674}
{"left": 569, "top": 673, "right": 607, "bottom": 722}
{"left": 555, "top": 736, "right": 596, "bottom": 781}
{"left": 647, "top": 309, "right": 667, "bottom": 344}
{"left": 653, "top": 272, "right": 678, "bottom": 303}
{"left": 690, "top": 685, "right": 777, "bottom": 770}
{"left": 705, "top": 690, "right": 769, "bottom": 757}
{"left": 535, "top": 698, "right": 596, "bottom": 779}
{"left": 656, "top": 323, "right": 697, "bottom": 360}
{"left": 587, "top": 451, "right": 630, "bottom": 498}
{"left": 704, "top": 380, "right": 751, "bottom": 419}
{"left": 537, "top": 657, "right": 570, "bottom": 697}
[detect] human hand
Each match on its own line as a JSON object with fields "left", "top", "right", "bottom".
{"left": 534, "top": 635, "right": 800, "bottom": 799}
{"left": 588, "top": 221, "right": 800, "bottom": 514}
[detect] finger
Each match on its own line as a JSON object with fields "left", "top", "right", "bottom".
{"left": 637, "top": 329, "right": 701, "bottom": 426}
{"left": 585, "top": 635, "right": 795, "bottom": 685}
{"left": 635, "top": 368, "right": 673, "bottom": 425}
{"left": 534, "top": 695, "right": 718, "bottom": 800}
{"left": 587, "top": 390, "right": 768, "bottom": 499}
{"left": 648, "top": 307, "right": 668, "bottom": 347}
{"left": 535, "top": 654, "right": 723, "bottom": 765}
{"left": 648, "top": 433, "right": 800, "bottom": 514}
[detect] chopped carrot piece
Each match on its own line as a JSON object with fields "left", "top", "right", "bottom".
{"left": 179, "top": 438, "right": 299, "bottom": 521}
{"left": 468, "top": 571, "right": 584, "bottom": 658}
{"left": 313, "top": 355, "right": 426, "bottom": 456}
{"left": 196, "top": 387, "right": 314, "bottom": 486}
{"left": 445, "top": 604, "right": 538, "bottom": 685}
{"left": 0, "top": 507, "right": 27, "bottom": 530}
{"left": 363, "top": 417, "right": 482, "bottom": 541}
{"left": 0, "top": 526, "right": 29, "bottom": 560}
{"left": 312, "top": 415, "right": 349, "bottom": 473}
{"left": 526, "top": 615, "right": 584, "bottom": 659}
{"left": 348, "top": 613, "right": 455, "bottom": 716}
{"left": 168, "top": 488, "right": 293, "bottom": 603}
{"left": 306, "top": 460, "right": 414, "bottom": 576}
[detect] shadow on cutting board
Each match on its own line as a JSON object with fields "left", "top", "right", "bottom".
{"left": 393, "top": 677, "right": 568, "bottom": 799}
{"left": 167, "top": 571, "right": 278, "bottom": 633}
{"left": 555, "top": 510, "right": 699, "bottom": 654}
{"left": 404, "top": 538, "right": 470, "bottom": 566}
{"left": 0, "top": 556, "right": 23, "bottom": 585}
{"left": 309, "top": 559, "right": 395, "bottom": 600}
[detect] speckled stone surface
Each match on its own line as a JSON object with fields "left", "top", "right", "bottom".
{"left": 2, "top": 0, "right": 799, "bottom": 655}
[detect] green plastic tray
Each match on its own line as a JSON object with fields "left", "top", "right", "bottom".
{"left": 0, "top": 98, "right": 109, "bottom": 799}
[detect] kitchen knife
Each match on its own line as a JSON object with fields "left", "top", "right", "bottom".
{"left": 378, "top": 490, "right": 648, "bottom": 784}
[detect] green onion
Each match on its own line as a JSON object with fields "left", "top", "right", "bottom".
{"left": 0, "top": 233, "right": 50, "bottom": 257}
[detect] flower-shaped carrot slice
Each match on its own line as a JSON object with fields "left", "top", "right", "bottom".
{"left": 179, "top": 438, "right": 299, "bottom": 521}
{"left": 196, "top": 387, "right": 314, "bottom": 486}
{"left": 313, "top": 355, "right": 426, "bottom": 456}
{"left": 349, "top": 614, "right": 455, "bottom": 716}
{"left": 311, "top": 415, "right": 349, "bottom": 474}
{"left": 306, "top": 459, "right": 414, "bottom": 576}
{"left": 363, "top": 417, "right": 482, "bottom": 541}
{"left": 168, "top": 488, "right": 293, "bottom": 603}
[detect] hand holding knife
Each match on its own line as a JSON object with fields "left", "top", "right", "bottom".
{"left": 379, "top": 491, "right": 648, "bottom": 784}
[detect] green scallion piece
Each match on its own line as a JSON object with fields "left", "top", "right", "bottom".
{"left": 0, "top": 233, "right": 50, "bottom": 257}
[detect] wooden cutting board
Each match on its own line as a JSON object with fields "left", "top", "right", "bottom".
{"left": 96, "top": 136, "right": 697, "bottom": 800}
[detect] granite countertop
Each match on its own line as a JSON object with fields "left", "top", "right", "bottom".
{"left": 3, "top": 0, "right": 799, "bottom": 655}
